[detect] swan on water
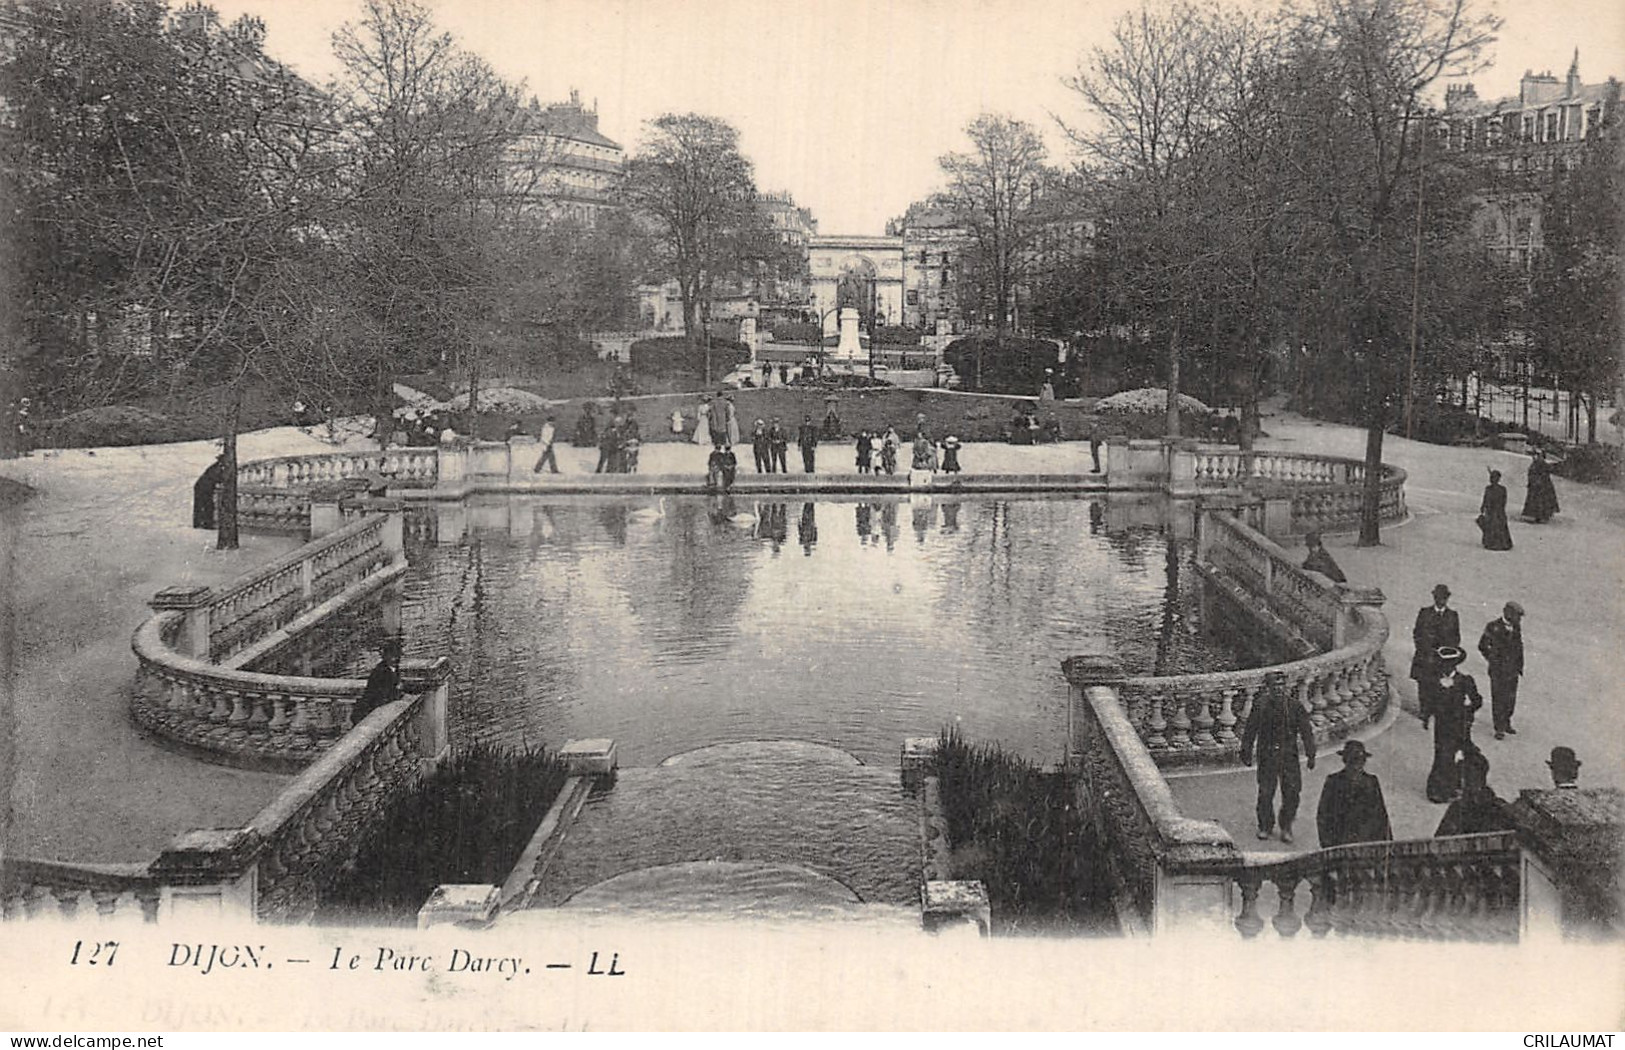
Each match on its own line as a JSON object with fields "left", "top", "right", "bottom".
{"left": 629, "top": 497, "right": 666, "bottom": 522}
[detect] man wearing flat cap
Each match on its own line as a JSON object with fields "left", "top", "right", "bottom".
{"left": 1411, "top": 584, "right": 1460, "bottom": 730}
{"left": 1317, "top": 740, "right": 1392, "bottom": 848}
{"left": 1477, "top": 601, "right": 1526, "bottom": 740}
{"left": 1240, "top": 671, "right": 1317, "bottom": 843}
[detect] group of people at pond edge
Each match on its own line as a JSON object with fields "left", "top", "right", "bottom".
{"left": 1476, "top": 447, "right": 1561, "bottom": 550}
{"left": 1242, "top": 576, "right": 1583, "bottom": 849}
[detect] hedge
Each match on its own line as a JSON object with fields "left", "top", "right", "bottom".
{"left": 629, "top": 336, "right": 751, "bottom": 377}
{"left": 943, "top": 335, "right": 1066, "bottom": 396}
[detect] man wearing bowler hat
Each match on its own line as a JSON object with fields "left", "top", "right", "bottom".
{"left": 1547, "top": 746, "right": 1582, "bottom": 788}
{"left": 1317, "top": 740, "right": 1392, "bottom": 848}
{"left": 1411, "top": 584, "right": 1460, "bottom": 729}
{"left": 1240, "top": 670, "right": 1317, "bottom": 843}
{"left": 1477, "top": 601, "right": 1526, "bottom": 740}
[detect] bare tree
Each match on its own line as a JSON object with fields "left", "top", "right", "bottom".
{"left": 1283, "top": 0, "right": 1500, "bottom": 544}
{"left": 1063, "top": 1, "right": 1231, "bottom": 435}
{"left": 938, "top": 114, "right": 1051, "bottom": 369}
{"left": 622, "top": 113, "right": 765, "bottom": 383}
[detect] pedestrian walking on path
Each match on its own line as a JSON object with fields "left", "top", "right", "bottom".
{"left": 1547, "top": 746, "right": 1582, "bottom": 788}
{"left": 1478, "top": 468, "right": 1513, "bottom": 550}
{"left": 1316, "top": 740, "right": 1392, "bottom": 848}
{"left": 192, "top": 450, "right": 228, "bottom": 530}
{"left": 768, "top": 418, "right": 789, "bottom": 473}
{"left": 798, "top": 414, "right": 820, "bottom": 473}
{"left": 752, "top": 419, "right": 771, "bottom": 473}
{"left": 1521, "top": 448, "right": 1560, "bottom": 523}
{"left": 1240, "top": 671, "right": 1317, "bottom": 843}
{"left": 941, "top": 436, "right": 962, "bottom": 474}
{"left": 855, "top": 430, "right": 873, "bottom": 474}
{"left": 1088, "top": 422, "right": 1103, "bottom": 473}
{"left": 1411, "top": 584, "right": 1460, "bottom": 729}
{"left": 1478, "top": 601, "right": 1526, "bottom": 739}
{"left": 1426, "top": 646, "right": 1483, "bottom": 803}
{"left": 693, "top": 395, "right": 712, "bottom": 447}
{"left": 532, "top": 415, "right": 560, "bottom": 474}
{"left": 1435, "top": 744, "right": 1512, "bottom": 836}
{"left": 880, "top": 425, "right": 900, "bottom": 475}
{"left": 723, "top": 394, "right": 740, "bottom": 447}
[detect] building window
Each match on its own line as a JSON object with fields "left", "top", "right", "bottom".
{"left": 1545, "top": 112, "right": 1559, "bottom": 141}
{"left": 907, "top": 289, "right": 919, "bottom": 305}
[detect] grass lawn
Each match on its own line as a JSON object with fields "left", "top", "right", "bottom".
{"left": 468, "top": 386, "right": 1106, "bottom": 444}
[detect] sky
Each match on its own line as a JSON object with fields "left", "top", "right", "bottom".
{"left": 204, "top": 0, "right": 1625, "bottom": 235}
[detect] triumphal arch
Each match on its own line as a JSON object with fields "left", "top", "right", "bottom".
{"left": 807, "top": 235, "right": 904, "bottom": 339}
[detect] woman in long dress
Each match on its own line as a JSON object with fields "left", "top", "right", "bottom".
{"left": 1426, "top": 646, "right": 1483, "bottom": 803}
{"left": 692, "top": 396, "right": 712, "bottom": 446}
{"left": 1521, "top": 449, "right": 1559, "bottom": 523}
{"left": 724, "top": 395, "right": 740, "bottom": 446}
{"left": 1479, "top": 469, "right": 1513, "bottom": 550}
{"left": 880, "top": 425, "right": 900, "bottom": 475}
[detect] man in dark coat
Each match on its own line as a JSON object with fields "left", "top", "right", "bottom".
{"left": 351, "top": 641, "right": 403, "bottom": 727}
{"left": 1317, "top": 740, "right": 1392, "bottom": 848}
{"left": 768, "top": 418, "right": 789, "bottom": 473}
{"left": 1411, "top": 583, "right": 1459, "bottom": 729}
{"left": 1301, "top": 531, "right": 1346, "bottom": 583}
{"left": 751, "top": 419, "right": 771, "bottom": 473}
{"left": 797, "top": 414, "right": 820, "bottom": 473}
{"left": 192, "top": 452, "right": 229, "bottom": 530}
{"left": 1477, "top": 601, "right": 1525, "bottom": 739}
{"left": 1240, "top": 672, "right": 1318, "bottom": 842}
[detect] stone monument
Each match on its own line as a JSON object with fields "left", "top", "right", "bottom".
{"left": 831, "top": 307, "right": 864, "bottom": 364}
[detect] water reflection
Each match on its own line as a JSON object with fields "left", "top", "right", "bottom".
{"left": 272, "top": 495, "right": 1249, "bottom": 769}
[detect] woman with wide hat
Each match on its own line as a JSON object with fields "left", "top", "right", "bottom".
{"left": 1426, "top": 645, "right": 1483, "bottom": 802}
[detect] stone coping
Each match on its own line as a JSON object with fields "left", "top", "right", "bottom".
{"left": 406, "top": 472, "right": 1132, "bottom": 498}
{"left": 1077, "top": 681, "right": 1241, "bottom": 873}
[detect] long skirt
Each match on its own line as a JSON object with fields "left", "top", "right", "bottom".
{"left": 693, "top": 413, "right": 711, "bottom": 446}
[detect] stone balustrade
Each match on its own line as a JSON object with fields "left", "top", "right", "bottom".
{"left": 1199, "top": 510, "right": 1343, "bottom": 649}
{"left": 1067, "top": 649, "right": 1560, "bottom": 942}
{"left": 7, "top": 662, "right": 451, "bottom": 925}
{"left": 1110, "top": 510, "right": 1390, "bottom": 767}
{"left": 132, "top": 511, "right": 409, "bottom": 770}
{"left": 237, "top": 448, "right": 439, "bottom": 491}
{"left": 1230, "top": 832, "right": 1523, "bottom": 941}
{"left": 1065, "top": 646, "right": 1242, "bottom": 936}
{"left": 1188, "top": 447, "right": 1407, "bottom": 535}
{"left": 0, "top": 859, "right": 162, "bottom": 923}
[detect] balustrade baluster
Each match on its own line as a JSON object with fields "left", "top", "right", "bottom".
{"left": 1214, "top": 686, "right": 1239, "bottom": 745}
{"left": 1165, "top": 690, "right": 1192, "bottom": 750}
{"left": 1190, "top": 689, "right": 1216, "bottom": 748}
{"left": 1144, "top": 692, "right": 1167, "bottom": 750}
{"left": 267, "top": 696, "right": 290, "bottom": 731}
{"left": 1271, "top": 874, "right": 1304, "bottom": 937}
{"left": 1303, "top": 872, "right": 1335, "bottom": 937}
{"left": 1234, "top": 873, "right": 1266, "bottom": 938}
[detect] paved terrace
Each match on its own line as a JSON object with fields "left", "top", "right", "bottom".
{"left": 1168, "top": 410, "right": 1625, "bottom": 852}
{"left": 2, "top": 408, "right": 1620, "bottom": 866}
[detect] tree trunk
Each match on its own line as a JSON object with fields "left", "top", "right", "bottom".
{"left": 1586, "top": 389, "right": 1597, "bottom": 444}
{"left": 1358, "top": 392, "right": 1385, "bottom": 547}
{"left": 1239, "top": 349, "right": 1258, "bottom": 453}
{"left": 1164, "top": 321, "right": 1182, "bottom": 438}
{"left": 216, "top": 384, "right": 243, "bottom": 552}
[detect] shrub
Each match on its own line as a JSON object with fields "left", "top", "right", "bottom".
{"left": 322, "top": 743, "right": 569, "bottom": 924}
{"left": 871, "top": 325, "right": 920, "bottom": 347}
{"left": 1553, "top": 443, "right": 1622, "bottom": 485}
{"left": 934, "top": 726, "right": 1112, "bottom": 934}
{"left": 768, "top": 321, "right": 819, "bottom": 345}
{"left": 943, "top": 335, "right": 1066, "bottom": 396}
{"left": 629, "top": 336, "right": 750, "bottom": 378}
